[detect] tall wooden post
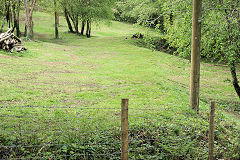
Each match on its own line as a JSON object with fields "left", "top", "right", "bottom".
{"left": 121, "top": 99, "right": 129, "bottom": 160}
{"left": 208, "top": 102, "right": 215, "bottom": 160}
{"left": 190, "top": 0, "right": 202, "bottom": 111}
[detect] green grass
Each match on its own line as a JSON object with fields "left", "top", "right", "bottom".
{"left": 0, "top": 12, "right": 239, "bottom": 108}
{"left": 0, "top": 12, "right": 239, "bottom": 159}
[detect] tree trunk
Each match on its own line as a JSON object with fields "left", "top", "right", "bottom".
{"left": 222, "top": 4, "right": 240, "bottom": 98}
{"left": 54, "top": 0, "right": 59, "bottom": 39}
{"left": 86, "top": 20, "right": 91, "bottom": 38}
{"left": 86, "top": 20, "right": 89, "bottom": 37}
{"left": 24, "top": 6, "right": 29, "bottom": 37}
{"left": 80, "top": 20, "right": 85, "bottom": 35}
{"left": 88, "top": 21, "right": 91, "bottom": 37}
{"left": 6, "top": 0, "right": 11, "bottom": 28}
{"left": 169, "top": 12, "right": 173, "bottom": 25}
{"left": 12, "top": 3, "right": 17, "bottom": 33}
{"left": 26, "top": 15, "right": 34, "bottom": 39}
{"left": 16, "top": 0, "right": 21, "bottom": 37}
{"left": 24, "top": 0, "right": 36, "bottom": 40}
{"left": 230, "top": 62, "right": 240, "bottom": 98}
{"left": 74, "top": 17, "right": 79, "bottom": 34}
{"left": 64, "top": 8, "right": 74, "bottom": 33}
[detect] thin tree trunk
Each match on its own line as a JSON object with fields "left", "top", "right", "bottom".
{"left": 24, "top": 5, "right": 29, "bottom": 37}
{"left": 12, "top": 3, "right": 17, "bottom": 33}
{"left": 54, "top": 0, "right": 59, "bottom": 39}
{"left": 230, "top": 62, "right": 240, "bottom": 98}
{"left": 86, "top": 20, "right": 89, "bottom": 37}
{"left": 74, "top": 16, "right": 79, "bottom": 34}
{"left": 64, "top": 8, "right": 74, "bottom": 33}
{"left": 86, "top": 20, "right": 91, "bottom": 38}
{"left": 6, "top": 0, "right": 11, "bottom": 28}
{"left": 88, "top": 21, "right": 91, "bottom": 37}
{"left": 16, "top": 0, "right": 21, "bottom": 37}
{"left": 80, "top": 20, "right": 85, "bottom": 35}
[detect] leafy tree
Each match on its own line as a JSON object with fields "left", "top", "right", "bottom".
{"left": 114, "top": 0, "right": 164, "bottom": 30}
{"left": 61, "top": 0, "right": 114, "bottom": 37}
{"left": 0, "top": 0, "right": 22, "bottom": 36}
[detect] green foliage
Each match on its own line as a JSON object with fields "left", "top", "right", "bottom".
{"left": 114, "top": 0, "right": 163, "bottom": 29}
{"left": 115, "top": 0, "right": 240, "bottom": 97}
{"left": 1, "top": 109, "right": 239, "bottom": 159}
{"left": 159, "top": 0, "right": 240, "bottom": 63}
{"left": 116, "top": 0, "right": 239, "bottom": 64}
{"left": 62, "top": 0, "right": 114, "bottom": 24}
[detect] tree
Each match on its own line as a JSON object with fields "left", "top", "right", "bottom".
{"left": 114, "top": 0, "right": 164, "bottom": 30}
{"left": 61, "top": 0, "right": 114, "bottom": 37}
{"left": 24, "top": 0, "right": 37, "bottom": 40}
{"left": 0, "top": 0, "right": 22, "bottom": 36}
{"left": 12, "top": 0, "right": 21, "bottom": 37}
{"left": 54, "top": 0, "right": 59, "bottom": 38}
{"left": 215, "top": 0, "right": 240, "bottom": 98}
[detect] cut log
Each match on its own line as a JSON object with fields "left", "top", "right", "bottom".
{"left": 0, "top": 28, "right": 26, "bottom": 52}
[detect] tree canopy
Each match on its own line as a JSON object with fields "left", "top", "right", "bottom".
{"left": 114, "top": 0, "right": 240, "bottom": 98}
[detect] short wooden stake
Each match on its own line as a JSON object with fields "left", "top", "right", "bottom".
{"left": 121, "top": 99, "right": 129, "bottom": 160}
{"left": 208, "top": 101, "right": 215, "bottom": 160}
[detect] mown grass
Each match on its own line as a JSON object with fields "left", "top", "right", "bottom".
{"left": 0, "top": 12, "right": 239, "bottom": 159}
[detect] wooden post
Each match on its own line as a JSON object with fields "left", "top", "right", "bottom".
{"left": 190, "top": 0, "right": 202, "bottom": 111}
{"left": 208, "top": 102, "right": 215, "bottom": 160}
{"left": 121, "top": 99, "right": 129, "bottom": 160}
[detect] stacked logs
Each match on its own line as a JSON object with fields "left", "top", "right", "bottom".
{"left": 0, "top": 28, "right": 26, "bottom": 52}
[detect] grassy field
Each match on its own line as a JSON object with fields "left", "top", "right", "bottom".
{"left": 0, "top": 12, "right": 239, "bottom": 108}
{"left": 0, "top": 12, "right": 239, "bottom": 159}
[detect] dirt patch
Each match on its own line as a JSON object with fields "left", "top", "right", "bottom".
{"left": 0, "top": 54, "right": 18, "bottom": 59}
{"left": 67, "top": 54, "right": 82, "bottom": 60}
{"left": 39, "top": 61, "right": 70, "bottom": 66}
{"left": 41, "top": 70, "right": 79, "bottom": 74}
{"left": 34, "top": 32, "right": 50, "bottom": 40}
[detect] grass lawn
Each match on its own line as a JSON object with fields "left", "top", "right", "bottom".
{"left": 0, "top": 12, "right": 239, "bottom": 159}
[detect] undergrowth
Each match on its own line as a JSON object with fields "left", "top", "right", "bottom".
{"left": 0, "top": 107, "right": 239, "bottom": 159}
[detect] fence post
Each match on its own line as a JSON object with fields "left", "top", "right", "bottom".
{"left": 121, "top": 99, "right": 129, "bottom": 160}
{"left": 208, "top": 101, "right": 215, "bottom": 160}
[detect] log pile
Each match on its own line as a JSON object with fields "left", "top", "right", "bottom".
{"left": 0, "top": 28, "right": 26, "bottom": 52}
